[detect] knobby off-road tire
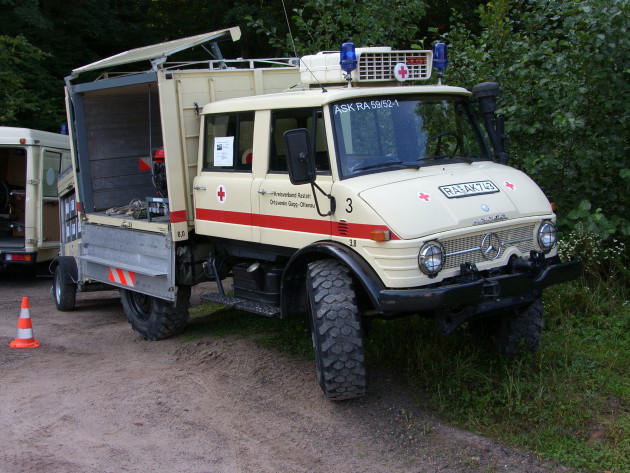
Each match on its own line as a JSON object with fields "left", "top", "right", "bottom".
{"left": 307, "top": 259, "right": 367, "bottom": 400}
{"left": 120, "top": 286, "right": 191, "bottom": 340}
{"left": 471, "top": 298, "right": 544, "bottom": 357}
{"left": 53, "top": 264, "right": 76, "bottom": 311}
{"left": 497, "top": 298, "right": 544, "bottom": 357}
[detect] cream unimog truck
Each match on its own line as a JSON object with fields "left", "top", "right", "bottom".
{"left": 0, "top": 127, "right": 71, "bottom": 269}
{"left": 54, "top": 27, "right": 580, "bottom": 400}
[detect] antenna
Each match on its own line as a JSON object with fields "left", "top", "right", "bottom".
{"left": 281, "top": 0, "right": 327, "bottom": 93}
{"left": 282, "top": 0, "right": 299, "bottom": 60}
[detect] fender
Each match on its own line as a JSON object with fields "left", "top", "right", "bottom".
{"left": 53, "top": 256, "right": 78, "bottom": 285}
{"left": 281, "top": 241, "right": 385, "bottom": 318}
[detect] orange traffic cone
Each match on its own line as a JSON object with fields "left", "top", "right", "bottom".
{"left": 9, "top": 297, "right": 40, "bottom": 349}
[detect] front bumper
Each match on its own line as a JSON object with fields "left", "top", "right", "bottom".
{"left": 379, "top": 256, "right": 582, "bottom": 315}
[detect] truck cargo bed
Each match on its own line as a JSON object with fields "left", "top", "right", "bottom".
{"left": 78, "top": 223, "right": 176, "bottom": 300}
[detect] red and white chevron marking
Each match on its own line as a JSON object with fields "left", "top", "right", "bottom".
{"left": 108, "top": 267, "right": 136, "bottom": 287}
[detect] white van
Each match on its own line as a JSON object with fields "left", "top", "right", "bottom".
{"left": 0, "top": 127, "right": 71, "bottom": 268}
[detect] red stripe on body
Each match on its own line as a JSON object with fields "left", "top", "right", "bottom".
{"left": 252, "top": 213, "right": 332, "bottom": 235}
{"left": 170, "top": 210, "right": 187, "bottom": 223}
{"left": 195, "top": 208, "right": 399, "bottom": 240}
{"left": 196, "top": 208, "right": 253, "bottom": 226}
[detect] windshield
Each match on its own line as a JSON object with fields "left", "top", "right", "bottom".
{"left": 331, "top": 95, "right": 490, "bottom": 179}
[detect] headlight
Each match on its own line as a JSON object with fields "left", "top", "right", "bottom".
{"left": 418, "top": 241, "right": 444, "bottom": 276}
{"left": 537, "top": 221, "right": 557, "bottom": 252}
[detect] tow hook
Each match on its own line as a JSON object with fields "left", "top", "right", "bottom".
{"left": 510, "top": 251, "right": 546, "bottom": 273}
{"left": 529, "top": 250, "right": 546, "bottom": 270}
{"left": 482, "top": 280, "right": 500, "bottom": 298}
{"left": 458, "top": 262, "right": 479, "bottom": 281}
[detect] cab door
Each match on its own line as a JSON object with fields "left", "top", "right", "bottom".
{"left": 257, "top": 109, "right": 333, "bottom": 249}
{"left": 193, "top": 112, "right": 256, "bottom": 242}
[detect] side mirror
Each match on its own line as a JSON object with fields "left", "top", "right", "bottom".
{"left": 284, "top": 128, "right": 316, "bottom": 185}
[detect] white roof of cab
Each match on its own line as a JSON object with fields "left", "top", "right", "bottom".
{"left": 71, "top": 27, "right": 241, "bottom": 76}
{"left": 0, "top": 127, "right": 70, "bottom": 148}
{"left": 202, "top": 85, "right": 472, "bottom": 115}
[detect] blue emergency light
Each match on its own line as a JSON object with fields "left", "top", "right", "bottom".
{"left": 433, "top": 42, "right": 448, "bottom": 74}
{"left": 340, "top": 42, "right": 357, "bottom": 73}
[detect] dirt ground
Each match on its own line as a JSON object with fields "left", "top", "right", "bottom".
{"left": 0, "top": 266, "right": 571, "bottom": 473}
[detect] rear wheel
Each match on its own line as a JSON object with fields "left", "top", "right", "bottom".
{"left": 120, "top": 286, "right": 190, "bottom": 340}
{"left": 53, "top": 264, "right": 76, "bottom": 311}
{"left": 306, "top": 259, "right": 366, "bottom": 400}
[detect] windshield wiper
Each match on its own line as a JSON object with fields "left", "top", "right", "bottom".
{"left": 418, "top": 154, "right": 476, "bottom": 163}
{"left": 355, "top": 161, "right": 421, "bottom": 172}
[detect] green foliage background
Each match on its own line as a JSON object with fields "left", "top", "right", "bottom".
{"left": 441, "top": 0, "right": 629, "bottom": 239}
{"left": 1, "top": 0, "right": 626, "bottom": 239}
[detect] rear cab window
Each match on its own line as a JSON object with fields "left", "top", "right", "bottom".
{"left": 203, "top": 112, "right": 255, "bottom": 171}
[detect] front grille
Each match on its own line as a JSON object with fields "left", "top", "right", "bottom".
{"left": 358, "top": 51, "right": 431, "bottom": 82}
{"left": 442, "top": 225, "right": 535, "bottom": 269}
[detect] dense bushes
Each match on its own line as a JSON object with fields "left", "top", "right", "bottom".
{"left": 3, "top": 0, "right": 627, "bottom": 243}
{"left": 441, "top": 0, "right": 629, "bottom": 239}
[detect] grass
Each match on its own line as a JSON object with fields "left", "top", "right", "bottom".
{"left": 182, "top": 231, "right": 629, "bottom": 472}
{"left": 363, "top": 277, "right": 629, "bottom": 473}
{"left": 363, "top": 228, "right": 629, "bottom": 472}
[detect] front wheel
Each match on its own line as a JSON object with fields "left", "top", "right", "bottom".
{"left": 497, "top": 298, "right": 544, "bottom": 357}
{"left": 307, "top": 260, "right": 366, "bottom": 400}
{"left": 120, "top": 286, "right": 191, "bottom": 340}
{"left": 470, "top": 298, "right": 544, "bottom": 357}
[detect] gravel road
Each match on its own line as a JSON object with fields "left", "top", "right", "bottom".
{"left": 0, "top": 266, "right": 571, "bottom": 473}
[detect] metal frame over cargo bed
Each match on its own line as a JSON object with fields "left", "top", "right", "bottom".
{"left": 63, "top": 26, "right": 301, "bottom": 299}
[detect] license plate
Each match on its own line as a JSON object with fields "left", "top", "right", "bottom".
{"left": 439, "top": 180, "right": 499, "bottom": 198}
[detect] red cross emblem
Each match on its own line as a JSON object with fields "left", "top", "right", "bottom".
{"left": 504, "top": 181, "right": 516, "bottom": 190}
{"left": 418, "top": 192, "right": 431, "bottom": 202}
{"left": 394, "top": 63, "right": 409, "bottom": 82}
{"left": 216, "top": 185, "right": 227, "bottom": 203}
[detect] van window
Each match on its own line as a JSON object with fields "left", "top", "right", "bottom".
{"left": 270, "top": 109, "right": 329, "bottom": 173}
{"left": 42, "top": 150, "right": 62, "bottom": 197}
{"left": 203, "top": 112, "right": 254, "bottom": 171}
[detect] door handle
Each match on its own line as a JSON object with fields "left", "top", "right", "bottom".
{"left": 194, "top": 185, "right": 207, "bottom": 190}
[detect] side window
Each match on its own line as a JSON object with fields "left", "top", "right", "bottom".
{"left": 204, "top": 112, "right": 254, "bottom": 171}
{"left": 42, "top": 150, "right": 62, "bottom": 198}
{"left": 270, "top": 109, "right": 330, "bottom": 173}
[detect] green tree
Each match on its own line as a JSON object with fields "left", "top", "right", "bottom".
{"left": 443, "top": 0, "right": 630, "bottom": 237}
{"left": 0, "top": 35, "right": 62, "bottom": 129}
{"left": 248, "top": 0, "right": 428, "bottom": 55}
{"left": 0, "top": 0, "right": 153, "bottom": 131}
{"left": 144, "top": 0, "right": 294, "bottom": 58}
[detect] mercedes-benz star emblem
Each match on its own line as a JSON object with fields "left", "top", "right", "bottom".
{"left": 481, "top": 204, "right": 490, "bottom": 212}
{"left": 480, "top": 232, "right": 502, "bottom": 260}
